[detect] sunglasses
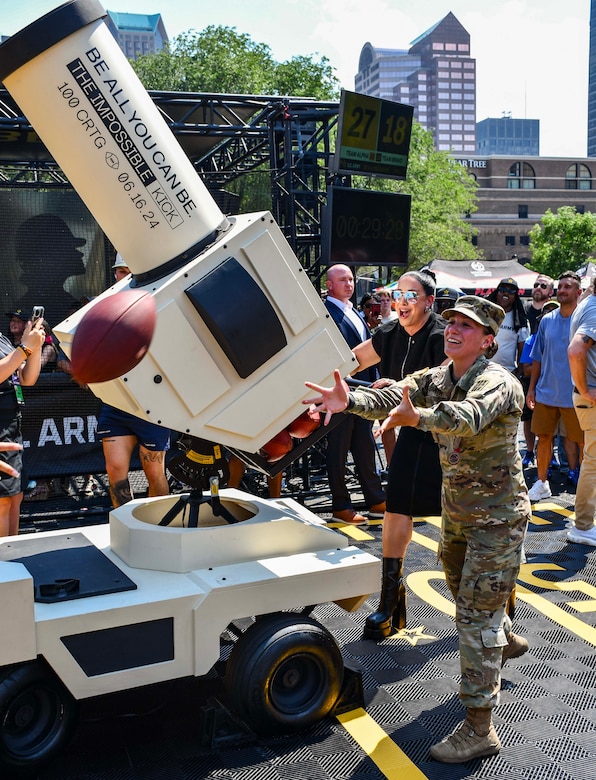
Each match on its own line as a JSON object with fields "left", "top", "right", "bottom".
{"left": 497, "top": 286, "right": 517, "bottom": 295}
{"left": 533, "top": 282, "right": 549, "bottom": 289}
{"left": 393, "top": 290, "right": 421, "bottom": 303}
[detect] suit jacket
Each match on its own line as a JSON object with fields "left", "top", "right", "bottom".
{"left": 325, "top": 299, "right": 378, "bottom": 384}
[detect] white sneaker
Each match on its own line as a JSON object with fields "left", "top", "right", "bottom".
{"left": 567, "top": 525, "right": 596, "bottom": 546}
{"left": 528, "top": 479, "right": 551, "bottom": 502}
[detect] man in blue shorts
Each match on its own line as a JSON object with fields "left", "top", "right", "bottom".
{"left": 96, "top": 404, "right": 170, "bottom": 508}
{"left": 96, "top": 252, "right": 171, "bottom": 508}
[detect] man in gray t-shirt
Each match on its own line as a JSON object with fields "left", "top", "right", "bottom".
{"left": 568, "top": 289, "right": 596, "bottom": 545}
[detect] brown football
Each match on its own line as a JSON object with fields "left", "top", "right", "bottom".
{"left": 287, "top": 409, "right": 321, "bottom": 439}
{"left": 70, "top": 289, "right": 156, "bottom": 384}
{"left": 261, "top": 429, "right": 293, "bottom": 462}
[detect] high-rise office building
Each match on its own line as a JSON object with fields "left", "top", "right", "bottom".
{"left": 476, "top": 116, "right": 540, "bottom": 156}
{"left": 105, "top": 11, "right": 168, "bottom": 60}
{"left": 589, "top": 0, "right": 596, "bottom": 156}
{"left": 355, "top": 13, "right": 476, "bottom": 153}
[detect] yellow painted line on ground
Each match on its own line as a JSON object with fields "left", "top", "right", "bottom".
{"left": 326, "top": 522, "right": 375, "bottom": 541}
{"left": 337, "top": 708, "right": 429, "bottom": 779}
{"left": 531, "top": 501, "right": 575, "bottom": 519}
{"left": 411, "top": 529, "right": 439, "bottom": 553}
{"left": 516, "top": 584, "right": 596, "bottom": 645}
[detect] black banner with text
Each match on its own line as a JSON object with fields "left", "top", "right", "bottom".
{"left": 21, "top": 373, "right": 105, "bottom": 479}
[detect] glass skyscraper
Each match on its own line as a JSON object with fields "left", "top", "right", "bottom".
{"left": 354, "top": 13, "right": 476, "bottom": 153}
{"left": 476, "top": 117, "right": 540, "bottom": 156}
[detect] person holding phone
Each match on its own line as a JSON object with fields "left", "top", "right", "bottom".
{"left": 0, "top": 312, "right": 45, "bottom": 535}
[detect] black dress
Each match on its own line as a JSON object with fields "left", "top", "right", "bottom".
{"left": 371, "top": 313, "right": 446, "bottom": 516}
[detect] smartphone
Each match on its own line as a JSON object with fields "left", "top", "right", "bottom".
{"left": 31, "top": 306, "right": 44, "bottom": 324}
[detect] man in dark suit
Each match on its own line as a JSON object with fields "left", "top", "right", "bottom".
{"left": 324, "top": 264, "right": 385, "bottom": 525}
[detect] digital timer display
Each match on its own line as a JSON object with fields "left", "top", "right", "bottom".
{"left": 332, "top": 90, "right": 414, "bottom": 180}
{"left": 324, "top": 187, "right": 411, "bottom": 267}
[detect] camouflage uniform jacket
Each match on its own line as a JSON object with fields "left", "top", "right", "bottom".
{"left": 347, "top": 355, "right": 531, "bottom": 526}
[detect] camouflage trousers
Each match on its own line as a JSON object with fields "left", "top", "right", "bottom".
{"left": 439, "top": 512, "right": 528, "bottom": 709}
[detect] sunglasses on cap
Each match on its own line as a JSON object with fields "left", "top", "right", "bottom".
{"left": 393, "top": 290, "right": 421, "bottom": 303}
{"left": 497, "top": 285, "right": 517, "bottom": 294}
{"left": 533, "top": 282, "right": 549, "bottom": 289}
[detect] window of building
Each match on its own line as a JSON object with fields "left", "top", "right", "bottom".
{"left": 576, "top": 205, "right": 586, "bottom": 214}
{"left": 565, "top": 163, "right": 592, "bottom": 190}
{"left": 518, "top": 205, "right": 528, "bottom": 219}
{"left": 445, "top": 43, "right": 457, "bottom": 51}
{"left": 505, "top": 236, "right": 516, "bottom": 246}
{"left": 508, "top": 162, "right": 535, "bottom": 189}
{"left": 520, "top": 235, "right": 530, "bottom": 246}
{"left": 471, "top": 235, "right": 478, "bottom": 246}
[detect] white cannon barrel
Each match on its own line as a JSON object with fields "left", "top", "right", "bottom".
{"left": 0, "top": 0, "right": 229, "bottom": 280}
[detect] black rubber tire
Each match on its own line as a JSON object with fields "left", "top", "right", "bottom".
{"left": 226, "top": 612, "right": 343, "bottom": 733}
{"left": 0, "top": 661, "right": 79, "bottom": 775}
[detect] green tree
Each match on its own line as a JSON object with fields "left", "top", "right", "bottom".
{"left": 131, "top": 27, "right": 339, "bottom": 99}
{"left": 354, "top": 121, "right": 480, "bottom": 275}
{"left": 529, "top": 206, "right": 596, "bottom": 278}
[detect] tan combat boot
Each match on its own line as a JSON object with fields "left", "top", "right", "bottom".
{"left": 501, "top": 632, "right": 529, "bottom": 666}
{"left": 429, "top": 707, "right": 501, "bottom": 763}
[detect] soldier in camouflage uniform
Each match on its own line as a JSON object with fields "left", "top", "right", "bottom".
{"left": 305, "top": 295, "right": 531, "bottom": 763}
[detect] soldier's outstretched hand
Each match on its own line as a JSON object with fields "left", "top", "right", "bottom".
{"left": 304, "top": 369, "right": 349, "bottom": 425}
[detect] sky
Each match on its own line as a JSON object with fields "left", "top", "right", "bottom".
{"left": 1, "top": 0, "right": 591, "bottom": 158}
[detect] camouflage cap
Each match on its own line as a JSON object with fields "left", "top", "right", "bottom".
{"left": 441, "top": 295, "right": 505, "bottom": 336}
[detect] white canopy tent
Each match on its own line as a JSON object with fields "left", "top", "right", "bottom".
{"left": 423, "top": 259, "right": 540, "bottom": 296}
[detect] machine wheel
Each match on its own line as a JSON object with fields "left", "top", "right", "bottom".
{"left": 226, "top": 612, "right": 344, "bottom": 733}
{"left": 0, "top": 660, "right": 79, "bottom": 775}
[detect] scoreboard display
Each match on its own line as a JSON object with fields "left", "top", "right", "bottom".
{"left": 331, "top": 90, "right": 414, "bottom": 180}
{"left": 324, "top": 186, "right": 411, "bottom": 268}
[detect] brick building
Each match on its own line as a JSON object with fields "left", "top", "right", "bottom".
{"left": 455, "top": 155, "right": 596, "bottom": 261}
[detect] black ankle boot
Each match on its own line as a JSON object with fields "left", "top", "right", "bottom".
{"left": 363, "top": 557, "right": 406, "bottom": 640}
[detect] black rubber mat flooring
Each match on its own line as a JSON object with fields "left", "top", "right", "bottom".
{"left": 21, "top": 473, "right": 596, "bottom": 780}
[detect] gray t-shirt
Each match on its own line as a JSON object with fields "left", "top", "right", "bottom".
{"left": 570, "top": 294, "right": 596, "bottom": 389}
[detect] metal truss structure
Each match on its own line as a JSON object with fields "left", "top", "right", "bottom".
{"left": 0, "top": 89, "right": 341, "bottom": 282}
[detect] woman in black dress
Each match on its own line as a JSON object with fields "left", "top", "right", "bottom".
{"left": 353, "top": 269, "right": 446, "bottom": 638}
